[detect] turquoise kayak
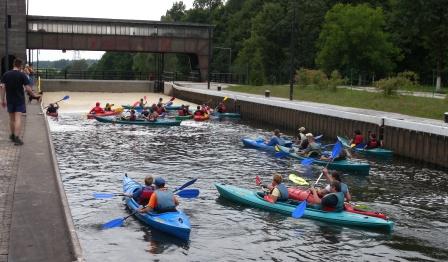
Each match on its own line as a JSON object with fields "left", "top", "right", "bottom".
{"left": 122, "top": 104, "right": 181, "bottom": 111}
{"left": 95, "top": 116, "right": 182, "bottom": 126}
{"left": 277, "top": 145, "right": 370, "bottom": 174}
{"left": 212, "top": 112, "right": 241, "bottom": 119}
{"left": 215, "top": 183, "right": 393, "bottom": 232}
{"left": 337, "top": 136, "right": 393, "bottom": 158}
{"left": 123, "top": 175, "right": 191, "bottom": 240}
{"left": 242, "top": 138, "right": 293, "bottom": 153}
{"left": 175, "top": 115, "right": 193, "bottom": 120}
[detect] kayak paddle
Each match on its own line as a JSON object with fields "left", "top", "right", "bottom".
{"left": 44, "top": 95, "right": 70, "bottom": 109}
{"left": 288, "top": 174, "right": 309, "bottom": 186}
{"left": 94, "top": 189, "right": 199, "bottom": 199}
{"left": 102, "top": 177, "right": 198, "bottom": 229}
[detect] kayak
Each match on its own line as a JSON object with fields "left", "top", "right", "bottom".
{"left": 122, "top": 104, "right": 181, "bottom": 111}
{"left": 46, "top": 112, "right": 58, "bottom": 117}
{"left": 87, "top": 109, "right": 123, "bottom": 119}
{"left": 276, "top": 145, "right": 370, "bottom": 174}
{"left": 123, "top": 175, "right": 191, "bottom": 240}
{"left": 95, "top": 116, "right": 182, "bottom": 126}
{"left": 212, "top": 112, "right": 241, "bottom": 119}
{"left": 175, "top": 115, "right": 193, "bottom": 121}
{"left": 215, "top": 183, "right": 393, "bottom": 232}
{"left": 288, "top": 188, "right": 388, "bottom": 220}
{"left": 193, "top": 114, "right": 210, "bottom": 121}
{"left": 337, "top": 136, "right": 393, "bottom": 158}
{"left": 242, "top": 138, "right": 293, "bottom": 153}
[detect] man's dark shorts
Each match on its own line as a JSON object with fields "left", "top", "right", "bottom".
{"left": 7, "top": 103, "right": 26, "bottom": 113}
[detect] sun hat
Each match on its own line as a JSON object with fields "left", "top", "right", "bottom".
{"left": 305, "top": 133, "right": 313, "bottom": 137}
{"left": 298, "top": 127, "right": 305, "bottom": 132}
{"left": 154, "top": 177, "right": 166, "bottom": 187}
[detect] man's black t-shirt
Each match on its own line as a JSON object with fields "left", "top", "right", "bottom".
{"left": 1, "top": 70, "right": 30, "bottom": 105}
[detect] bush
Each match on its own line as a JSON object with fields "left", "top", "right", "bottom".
{"left": 397, "top": 71, "right": 419, "bottom": 85}
{"left": 295, "top": 68, "right": 343, "bottom": 91}
{"left": 375, "top": 76, "right": 415, "bottom": 96}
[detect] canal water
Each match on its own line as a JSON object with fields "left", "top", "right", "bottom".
{"left": 48, "top": 113, "right": 448, "bottom": 261}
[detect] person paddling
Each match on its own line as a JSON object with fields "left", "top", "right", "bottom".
{"left": 310, "top": 181, "right": 344, "bottom": 212}
{"left": 296, "top": 126, "right": 307, "bottom": 146}
{"left": 46, "top": 103, "right": 59, "bottom": 115}
{"left": 318, "top": 168, "right": 351, "bottom": 202}
{"left": 299, "top": 133, "right": 321, "bottom": 157}
{"left": 217, "top": 102, "right": 226, "bottom": 113}
{"left": 90, "top": 102, "right": 105, "bottom": 114}
{"left": 139, "top": 177, "right": 179, "bottom": 213}
{"left": 194, "top": 105, "right": 204, "bottom": 116}
{"left": 132, "top": 176, "right": 155, "bottom": 205}
{"left": 264, "top": 174, "right": 289, "bottom": 203}
{"left": 351, "top": 129, "right": 364, "bottom": 146}
{"left": 104, "top": 103, "right": 114, "bottom": 112}
{"left": 365, "top": 133, "right": 379, "bottom": 149}
{"left": 266, "top": 129, "right": 285, "bottom": 146}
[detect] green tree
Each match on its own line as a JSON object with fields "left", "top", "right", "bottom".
{"left": 92, "top": 52, "right": 134, "bottom": 79}
{"left": 161, "top": 1, "right": 186, "bottom": 22}
{"left": 389, "top": 0, "right": 448, "bottom": 91}
{"left": 316, "top": 4, "right": 400, "bottom": 83}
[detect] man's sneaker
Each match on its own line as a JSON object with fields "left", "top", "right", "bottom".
{"left": 13, "top": 136, "right": 24, "bottom": 146}
{"left": 9, "top": 134, "right": 15, "bottom": 142}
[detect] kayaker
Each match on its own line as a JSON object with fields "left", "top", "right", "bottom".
{"left": 365, "top": 133, "right": 379, "bottom": 149}
{"left": 319, "top": 168, "right": 352, "bottom": 202}
{"left": 264, "top": 174, "right": 289, "bottom": 203}
{"left": 132, "top": 175, "right": 155, "bottom": 205}
{"left": 138, "top": 98, "right": 146, "bottom": 108}
{"left": 139, "top": 177, "right": 179, "bottom": 213}
{"left": 157, "top": 97, "right": 163, "bottom": 107}
{"left": 217, "top": 102, "right": 226, "bottom": 113}
{"left": 104, "top": 103, "right": 114, "bottom": 112}
{"left": 129, "top": 109, "right": 137, "bottom": 121}
{"left": 89, "top": 102, "right": 105, "bottom": 114}
{"left": 146, "top": 112, "right": 158, "bottom": 122}
{"left": 266, "top": 129, "right": 285, "bottom": 146}
{"left": 320, "top": 148, "right": 351, "bottom": 161}
{"left": 296, "top": 126, "right": 307, "bottom": 145}
{"left": 194, "top": 106, "right": 204, "bottom": 116}
{"left": 141, "top": 108, "right": 150, "bottom": 118}
{"left": 310, "top": 181, "right": 344, "bottom": 212}
{"left": 351, "top": 129, "right": 364, "bottom": 146}
{"left": 299, "top": 133, "right": 321, "bottom": 157}
{"left": 46, "top": 103, "right": 59, "bottom": 115}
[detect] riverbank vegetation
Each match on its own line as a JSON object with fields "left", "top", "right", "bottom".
{"left": 226, "top": 85, "right": 447, "bottom": 120}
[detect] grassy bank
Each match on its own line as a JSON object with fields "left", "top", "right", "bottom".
{"left": 227, "top": 85, "right": 448, "bottom": 120}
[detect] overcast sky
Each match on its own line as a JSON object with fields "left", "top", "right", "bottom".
{"left": 27, "top": 0, "right": 194, "bottom": 61}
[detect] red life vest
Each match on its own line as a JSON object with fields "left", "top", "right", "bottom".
{"left": 353, "top": 135, "right": 364, "bottom": 145}
{"left": 91, "top": 106, "right": 104, "bottom": 114}
{"left": 138, "top": 186, "right": 154, "bottom": 205}
{"left": 367, "top": 139, "right": 378, "bottom": 148}
{"left": 178, "top": 109, "right": 185, "bottom": 116}
{"left": 194, "top": 110, "right": 203, "bottom": 116}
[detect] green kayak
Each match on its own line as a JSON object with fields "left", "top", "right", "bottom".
{"left": 215, "top": 183, "right": 393, "bottom": 232}
{"left": 175, "top": 115, "right": 193, "bottom": 120}
{"left": 337, "top": 136, "right": 393, "bottom": 158}
{"left": 94, "top": 116, "right": 182, "bottom": 126}
{"left": 277, "top": 145, "right": 370, "bottom": 174}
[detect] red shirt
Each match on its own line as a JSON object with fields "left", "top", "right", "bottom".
{"left": 353, "top": 135, "right": 364, "bottom": 145}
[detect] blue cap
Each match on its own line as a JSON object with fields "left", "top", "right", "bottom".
{"left": 154, "top": 177, "right": 165, "bottom": 187}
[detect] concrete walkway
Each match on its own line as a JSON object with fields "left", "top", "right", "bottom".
{"left": 337, "top": 85, "right": 447, "bottom": 99}
{"left": 0, "top": 104, "right": 82, "bottom": 262}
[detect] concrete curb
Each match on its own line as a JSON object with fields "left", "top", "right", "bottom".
{"left": 41, "top": 106, "right": 84, "bottom": 262}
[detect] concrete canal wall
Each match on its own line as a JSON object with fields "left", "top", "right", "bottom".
{"left": 170, "top": 84, "right": 448, "bottom": 168}
{"left": 41, "top": 79, "right": 155, "bottom": 92}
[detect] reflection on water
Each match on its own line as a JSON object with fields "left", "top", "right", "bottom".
{"left": 48, "top": 114, "right": 448, "bottom": 261}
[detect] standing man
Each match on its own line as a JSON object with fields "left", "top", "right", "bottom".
{"left": 0, "top": 58, "right": 33, "bottom": 145}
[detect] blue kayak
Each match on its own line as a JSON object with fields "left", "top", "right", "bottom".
{"left": 277, "top": 145, "right": 370, "bottom": 174}
{"left": 215, "top": 183, "right": 393, "bottom": 232}
{"left": 95, "top": 116, "right": 182, "bottom": 126}
{"left": 242, "top": 138, "right": 293, "bottom": 152}
{"left": 122, "top": 104, "right": 181, "bottom": 111}
{"left": 123, "top": 175, "right": 191, "bottom": 241}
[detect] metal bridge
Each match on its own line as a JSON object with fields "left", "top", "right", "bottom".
{"left": 26, "top": 16, "right": 212, "bottom": 81}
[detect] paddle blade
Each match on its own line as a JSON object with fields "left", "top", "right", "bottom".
{"left": 170, "top": 97, "right": 176, "bottom": 101}
{"left": 93, "top": 193, "right": 115, "bottom": 199}
{"left": 264, "top": 195, "right": 275, "bottom": 203}
{"left": 144, "top": 95, "right": 147, "bottom": 100}
{"left": 331, "top": 141, "right": 343, "bottom": 158}
{"left": 255, "top": 176, "right": 262, "bottom": 186}
{"left": 63, "top": 95, "right": 70, "bottom": 100}
{"left": 176, "top": 189, "right": 200, "bottom": 198}
{"left": 223, "top": 96, "right": 228, "bottom": 102}
{"left": 292, "top": 201, "right": 307, "bottom": 219}
{"left": 301, "top": 158, "right": 314, "bottom": 166}
{"left": 315, "top": 134, "right": 323, "bottom": 140}
{"left": 174, "top": 178, "right": 198, "bottom": 192}
{"left": 102, "top": 218, "right": 125, "bottom": 229}
{"left": 288, "top": 174, "right": 309, "bottom": 186}
{"left": 274, "top": 151, "right": 287, "bottom": 158}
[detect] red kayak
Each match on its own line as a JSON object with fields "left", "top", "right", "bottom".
{"left": 193, "top": 114, "right": 210, "bottom": 121}
{"left": 288, "top": 188, "right": 388, "bottom": 220}
{"left": 46, "top": 112, "right": 58, "bottom": 117}
{"left": 87, "top": 109, "right": 122, "bottom": 119}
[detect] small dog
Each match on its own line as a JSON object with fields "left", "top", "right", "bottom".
{"left": 28, "top": 91, "right": 43, "bottom": 104}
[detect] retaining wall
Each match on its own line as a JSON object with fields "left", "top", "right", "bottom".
{"left": 41, "top": 79, "right": 154, "bottom": 92}
{"left": 172, "top": 84, "right": 448, "bottom": 168}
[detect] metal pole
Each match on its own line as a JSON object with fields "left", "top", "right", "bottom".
{"left": 288, "top": 1, "right": 297, "bottom": 101}
{"left": 5, "top": 0, "right": 9, "bottom": 72}
{"left": 207, "top": 26, "right": 211, "bottom": 89}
